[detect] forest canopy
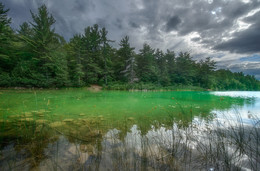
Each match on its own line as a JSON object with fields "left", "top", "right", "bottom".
{"left": 0, "top": 3, "right": 259, "bottom": 90}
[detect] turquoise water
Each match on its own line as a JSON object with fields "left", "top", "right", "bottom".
{"left": 0, "top": 90, "right": 259, "bottom": 170}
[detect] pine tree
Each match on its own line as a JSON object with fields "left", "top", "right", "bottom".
{"left": 0, "top": 2, "right": 13, "bottom": 72}
{"left": 81, "top": 25, "right": 103, "bottom": 84}
{"left": 155, "top": 49, "right": 169, "bottom": 86}
{"left": 165, "top": 50, "right": 176, "bottom": 85}
{"left": 175, "top": 52, "right": 196, "bottom": 85}
{"left": 136, "top": 43, "right": 157, "bottom": 83}
{"left": 66, "top": 34, "right": 85, "bottom": 86}
{"left": 100, "top": 27, "right": 114, "bottom": 85}
{"left": 116, "top": 36, "right": 137, "bottom": 83}
{"left": 28, "top": 5, "right": 68, "bottom": 87}
{"left": 0, "top": 3, "right": 14, "bottom": 86}
{"left": 197, "top": 57, "right": 216, "bottom": 88}
{"left": 18, "top": 22, "right": 33, "bottom": 37}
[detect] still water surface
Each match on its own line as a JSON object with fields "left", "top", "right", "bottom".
{"left": 0, "top": 90, "right": 259, "bottom": 170}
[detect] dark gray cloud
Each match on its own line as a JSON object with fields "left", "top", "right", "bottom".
{"left": 214, "top": 11, "right": 260, "bottom": 53}
{"left": 74, "top": 0, "right": 93, "bottom": 12}
{"left": 214, "top": 27, "right": 260, "bottom": 53}
{"left": 165, "top": 15, "right": 181, "bottom": 32}
{"left": 129, "top": 22, "right": 139, "bottom": 29}
{"left": 191, "top": 37, "right": 200, "bottom": 42}
{"left": 2, "top": 0, "right": 260, "bottom": 79}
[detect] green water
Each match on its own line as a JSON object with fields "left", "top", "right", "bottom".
{"left": 0, "top": 89, "right": 252, "bottom": 131}
{"left": 0, "top": 89, "right": 259, "bottom": 170}
{"left": 0, "top": 89, "right": 252, "bottom": 120}
{"left": 0, "top": 89, "right": 257, "bottom": 137}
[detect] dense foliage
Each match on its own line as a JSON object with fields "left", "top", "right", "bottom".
{"left": 0, "top": 3, "right": 259, "bottom": 90}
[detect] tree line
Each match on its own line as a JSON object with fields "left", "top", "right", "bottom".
{"left": 0, "top": 3, "right": 259, "bottom": 90}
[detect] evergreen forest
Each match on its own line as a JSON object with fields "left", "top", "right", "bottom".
{"left": 0, "top": 3, "right": 259, "bottom": 90}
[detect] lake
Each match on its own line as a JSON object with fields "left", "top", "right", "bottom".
{"left": 0, "top": 89, "right": 259, "bottom": 170}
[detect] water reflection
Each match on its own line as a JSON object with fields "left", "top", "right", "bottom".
{"left": 0, "top": 91, "right": 259, "bottom": 170}
{"left": 211, "top": 91, "right": 260, "bottom": 125}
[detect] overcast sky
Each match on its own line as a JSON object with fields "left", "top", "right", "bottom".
{"left": 3, "top": 0, "right": 260, "bottom": 79}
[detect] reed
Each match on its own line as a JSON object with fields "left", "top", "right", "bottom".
{"left": 0, "top": 106, "right": 259, "bottom": 170}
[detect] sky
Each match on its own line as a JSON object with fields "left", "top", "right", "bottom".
{"left": 2, "top": 0, "right": 260, "bottom": 79}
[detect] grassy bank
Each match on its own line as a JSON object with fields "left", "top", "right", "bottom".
{"left": 103, "top": 83, "right": 206, "bottom": 91}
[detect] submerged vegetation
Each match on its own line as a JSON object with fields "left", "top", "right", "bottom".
{"left": 0, "top": 90, "right": 259, "bottom": 170}
{"left": 1, "top": 112, "right": 260, "bottom": 170}
{"left": 0, "top": 3, "right": 259, "bottom": 90}
{"left": 1, "top": 2, "right": 260, "bottom": 170}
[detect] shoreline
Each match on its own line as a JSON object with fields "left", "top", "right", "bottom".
{"left": 0, "top": 86, "right": 258, "bottom": 92}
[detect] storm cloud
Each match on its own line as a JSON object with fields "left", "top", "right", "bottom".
{"left": 2, "top": 0, "right": 260, "bottom": 79}
{"left": 214, "top": 11, "right": 260, "bottom": 54}
{"left": 165, "top": 15, "right": 181, "bottom": 32}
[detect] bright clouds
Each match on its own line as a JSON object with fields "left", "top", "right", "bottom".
{"left": 3, "top": 0, "right": 260, "bottom": 79}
